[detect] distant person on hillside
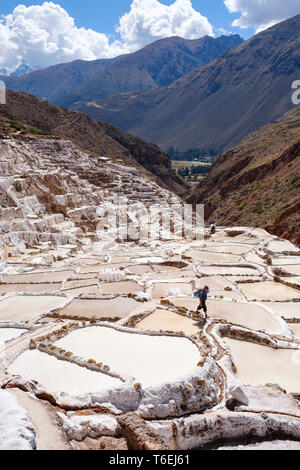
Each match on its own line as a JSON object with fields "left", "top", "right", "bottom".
{"left": 194, "top": 286, "right": 210, "bottom": 321}
{"left": 210, "top": 223, "right": 216, "bottom": 234}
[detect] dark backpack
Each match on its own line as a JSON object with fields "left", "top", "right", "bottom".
{"left": 194, "top": 289, "right": 204, "bottom": 299}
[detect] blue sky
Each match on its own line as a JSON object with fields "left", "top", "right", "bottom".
{"left": 1, "top": 0, "right": 254, "bottom": 39}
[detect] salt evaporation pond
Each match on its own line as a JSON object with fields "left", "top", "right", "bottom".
{"left": 57, "top": 297, "right": 140, "bottom": 320}
{"left": 0, "top": 328, "right": 25, "bottom": 346}
{"left": 199, "top": 244, "right": 253, "bottom": 255}
{"left": 0, "top": 283, "right": 62, "bottom": 295}
{"left": 186, "top": 251, "right": 241, "bottom": 263}
{"left": 278, "top": 265, "right": 300, "bottom": 276}
{"left": 261, "top": 302, "right": 300, "bottom": 320}
{"left": 168, "top": 298, "right": 281, "bottom": 334}
{"left": 152, "top": 282, "right": 192, "bottom": 299}
{"left": 241, "top": 281, "right": 300, "bottom": 301}
{"left": 3, "top": 271, "right": 73, "bottom": 283}
{"left": 9, "top": 350, "right": 121, "bottom": 395}
{"left": 0, "top": 296, "right": 67, "bottom": 322}
{"left": 55, "top": 326, "right": 200, "bottom": 387}
{"left": 291, "top": 324, "right": 300, "bottom": 338}
{"left": 135, "top": 309, "right": 200, "bottom": 336}
{"left": 224, "top": 338, "right": 300, "bottom": 393}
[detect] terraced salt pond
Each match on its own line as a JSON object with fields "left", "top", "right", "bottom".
{"left": 278, "top": 266, "right": 300, "bottom": 276}
{"left": 290, "top": 324, "right": 300, "bottom": 338}
{"left": 9, "top": 350, "right": 121, "bottom": 395}
{"left": 224, "top": 338, "right": 300, "bottom": 393}
{"left": 1, "top": 223, "right": 300, "bottom": 450}
{"left": 267, "top": 240, "right": 299, "bottom": 254}
{"left": 198, "top": 244, "right": 253, "bottom": 255}
{"left": 168, "top": 298, "right": 282, "bottom": 333}
{"left": 261, "top": 302, "right": 300, "bottom": 320}
{"left": 3, "top": 271, "right": 73, "bottom": 283}
{"left": 240, "top": 281, "right": 300, "bottom": 301}
{"left": 135, "top": 309, "right": 200, "bottom": 335}
{"left": 62, "top": 285, "right": 100, "bottom": 296}
{"left": 197, "top": 266, "right": 258, "bottom": 276}
{"left": 272, "top": 257, "right": 300, "bottom": 266}
{"left": 0, "top": 283, "right": 62, "bottom": 295}
{"left": 99, "top": 281, "right": 141, "bottom": 295}
{"left": 152, "top": 282, "right": 192, "bottom": 299}
{"left": 195, "top": 276, "right": 235, "bottom": 291}
{"left": 185, "top": 251, "right": 241, "bottom": 263}
{"left": 55, "top": 326, "right": 201, "bottom": 387}
{"left": 56, "top": 297, "right": 140, "bottom": 320}
{"left": 0, "top": 328, "right": 25, "bottom": 346}
{"left": 0, "top": 296, "right": 68, "bottom": 322}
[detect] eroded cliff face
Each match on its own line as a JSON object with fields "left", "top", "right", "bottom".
{"left": 186, "top": 107, "right": 300, "bottom": 246}
{"left": 0, "top": 136, "right": 180, "bottom": 258}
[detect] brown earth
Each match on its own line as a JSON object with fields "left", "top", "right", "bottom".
{"left": 185, "top": 106, "right": 300, "bottom": 246}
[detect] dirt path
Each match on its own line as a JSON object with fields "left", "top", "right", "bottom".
{"left": 9, "top": 389, "right": 71, "bottom": 450}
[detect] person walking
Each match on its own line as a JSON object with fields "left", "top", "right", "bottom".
{"left": 194, "top": 286, "right": 210, "bottom": 321}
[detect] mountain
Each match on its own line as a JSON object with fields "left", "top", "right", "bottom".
{"left": 0, "top": 62, "right": 38, "bottom": 77}
{"left": 0, "top": 58, "right": 116, "bottom": 102}
{"left": 0, "top": 90, "right": 188, "bottom": 196}
{"left": 185, "top": 105, "right": 300, "bottom": 246}
{"left": 10, "top": 62, "right": 39, "bottom": 77}
{"left": 56, "top": 35, "right": 243, "bottom": 107}
{"left": 73, "top": 15, "right": 300, "bottom": 153}
{"left": 0, "top": 35, "right": 243, "bottom": 105}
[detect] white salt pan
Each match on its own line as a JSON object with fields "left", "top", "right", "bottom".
{"left": 9, "top": 350, "right": 121, "bottom": 395}
{"left": 55, "top": 326, "right": 200, "bottom": 387}
{"left": 0, "top": 328, "right": 25, "bottom": 347}
{"left": 0, "top": 296, "right": 68, "bottom": 322}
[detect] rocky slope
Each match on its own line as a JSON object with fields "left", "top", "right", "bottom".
{"left": 185, "top": 106, "right": 300, "bottom": 246}
{"left": 0, "top": 35, "right": 243, "bottom": 105}
{"left": 0, "top": 91, "right": 187, "bottom": 196}
{"left": 77, "top": 15, "right": 300, "bottom": 153}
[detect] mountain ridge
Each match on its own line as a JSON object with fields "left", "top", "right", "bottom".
{"left": 73, "top": 15, "right": 300, "bottom": 153}
{"left": 0, "top": 34, "right": 243, "bottom": 105}
{"left": 56, "top": 34, "right": 243, "bottom": 107}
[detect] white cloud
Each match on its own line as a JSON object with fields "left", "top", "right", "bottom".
{"left": 0, "top": 0, "right": 213, "bottom": 73}
{"left": 224, "top": 0, "right": 300, "bottom": 32}
{"left": 0, "top": 2, "right": 125, "bottom": 72}
{"left": 117, "top": 0, "right": 213, "bottom": 50}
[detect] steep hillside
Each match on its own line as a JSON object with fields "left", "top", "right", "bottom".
{"left": 76, "top": 15, "right": 300, "bottom": 153}
{"left": 185, "top": 106, "right": 300, "bottom": 246}
{"left": 0, "top": 91, "right": 188, "bottom": 196}
{"left": 56, "top": 35, "right": 243, "bottom": 106}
